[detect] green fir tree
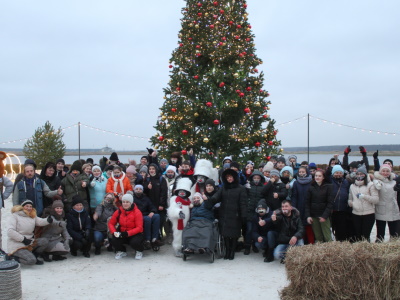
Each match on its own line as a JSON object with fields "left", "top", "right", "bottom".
{"left": 151, "top": 0, "right": 281, "bottom": 165}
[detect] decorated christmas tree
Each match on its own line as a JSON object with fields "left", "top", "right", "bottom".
{"left": 150, "top": 0, "right": 281, "bottom": 165}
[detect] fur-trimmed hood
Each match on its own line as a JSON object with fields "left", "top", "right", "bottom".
{"left": 12, "top": 205, "right": 37, "bottom": 218}
{"left": 373, "top": 171, "right": 396, "bottom": 182}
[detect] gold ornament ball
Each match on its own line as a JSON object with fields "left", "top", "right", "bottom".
{"left": 254, "top": 81, "right": 259, "bottom": 85}
{"left": 195, "top": 24, "right": 199, "bottom": 29}
{"left": 234, "top": 103, "right": 238, "bottom": 107}
{"left": 194, "top": 112, "right": 199, "bottom": 117}
{"left": 235, "top": 60, "right": 240, "bottom": 64}
{"left": 189, "top": 23, "right": 193, "bottom": 27}
{"left": 213, "top": 41, "right": 217, "bottom": 45}
{"left": 233, "top": 73, "right": 239, "bottom": 78}
{"left": 166, "top": 124, "right": 170, "bottom": 128}
{"left": 203, "top": 138, "right": 209, "bottom": 143}
{"left": 161, "top": 116, "right": 167, "bottom": 120}
{"left": 205, "top": 12, "right": 209, "bottom": 16}
{"left": 255, "top": 101, "right": 260, "bottom": 106}
{"left": 280, "top": 148, "right": 284, "bottom": 152}
{"left": 163, "top": 96, "right": 166, "bottom": 99}
{"left": 154, "top": 146, "right": 159, "bottom": 150}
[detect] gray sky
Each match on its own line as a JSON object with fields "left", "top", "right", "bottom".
{"left": 1, "top": 0, "right": 399, "bottom": 151}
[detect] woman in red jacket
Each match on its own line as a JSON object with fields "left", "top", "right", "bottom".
{"left": 106, "top": 166, "right": 133, "bottom": 207}
{"left": 108, "top": 194, "right": 144, "bottom": 260}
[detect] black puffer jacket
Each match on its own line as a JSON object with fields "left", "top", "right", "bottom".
{"left": 261, "top": 180, "right": 288, "bottom": 211}
{"left": 273, "top": 208, "right": 304, "bottom": 244}
{"left": 66, "top": 209, "right": 91, "bottom": 241}
{"left": 133, "top": 193, "right": 157, "bottom": 216}
{"left": 40, "top": 163, "right": 62, "bottom": 208}
{"left": 246, "top": 170, "right": 266, "bottom": 220}
{"left": 305, "top": 182, "right": 333, "bottom": 220}
{"left": 143, "top": 163, "right": 168, "bottom": 210}
{"left": 210, "top": 169, "right": 247, "bottom": 238}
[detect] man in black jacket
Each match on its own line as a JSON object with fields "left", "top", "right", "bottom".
{"left": 272, "top": 200, "right": 304, "bottom": 263}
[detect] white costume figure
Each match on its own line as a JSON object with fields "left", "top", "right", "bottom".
{"left": 168, "top": 178, "right": 193, "bottom": 257}
{"left": 190, "top": 159, "right": 219, "bottom": 196}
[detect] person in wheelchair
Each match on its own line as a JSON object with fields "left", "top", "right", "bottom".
{"left": 182, "top": 192, "right": 217, "bottom": 254}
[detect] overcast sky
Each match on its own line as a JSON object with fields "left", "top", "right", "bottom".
{"left": 1, "top": 0, "right": 399, "bottom": 151}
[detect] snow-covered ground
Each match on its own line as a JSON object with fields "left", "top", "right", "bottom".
{"left": 1, "top": 197, "right": 287, "bottom": 300}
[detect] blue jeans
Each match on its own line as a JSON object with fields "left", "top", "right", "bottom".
{"left": 274, "top": 238, "right": 304, "bottom": 260}
{"left": 93, "top": 231, "right": 107, "bottom": 247}
{"left": 245, "top": 221, "right": 253, "bottom": 245}
{"left": 143, "top": 214, "right": 160, "bottom": 241}
{"left": 254, "top": 231, "right": 278, "bottom": 250}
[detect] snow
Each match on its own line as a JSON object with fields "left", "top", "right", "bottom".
{"left": 1, "top": 197, "right": 287, "bottom": 300}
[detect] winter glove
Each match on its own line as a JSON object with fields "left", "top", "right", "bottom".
{"left": 357, "top": 193, "right": 365, "bottom": 199}
{"left": 90, "top": 181, "right": 96, "bottom": 187}
{"left": 47, "top": 215, "right": 53, "bottom": 224}
{"left": 374, "top": 180, "right": 383, "bottom": 190}
{"left": 120, "top": 232, "right": 128, "bottom": 238}
{"left": 22, "top": 237, "right": 32, "bottom": 246}
{"left": 245, "top": 182, "right": 251, "bottom": 189}
{"left": 373, "top": 150, "right": 379, "bottom": 159}
{"left": 344, "top": 146, "right": 351, "bottom": 155}
{"left": 146, "top": 147, "right": 154, "bottom": 155}
{"left": 114, "top": 232, "right": 121, "bottom": 238}
{"left": 85, "top": 229, "right": 91, "bottom": 239}
{"left": 359, "top": 146, "right": 367, "bottom": 155}
{"left": 350, "top": 172, "right": 356, "bottom": 179}
{"left": 179, "top": 211, "right": 185, "bottom": 220}
{"left": 63, "top": 240, "right": 70, "bottom": 251}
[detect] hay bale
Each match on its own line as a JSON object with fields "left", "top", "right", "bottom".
{"left": 280, "top": 241, "right": 400, "bottom": 300}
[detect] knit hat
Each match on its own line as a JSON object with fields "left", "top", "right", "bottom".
{"left": 380, "top": 164, "right": 392, "bottom": 172}
{"left": 258, "top": 162, "right": 266, "bottom": 169}
{"left": 160, "top": 158, "right": 168, "bottom": 164}
{"left": 92, "top": 165, "right": 102, "bottom": 173}
{"left": 21, "top": 199, "right": 34, "bottom": 207}
{"left": 122, "top": 193, "right": 134, "bottom": 204}
{"left": 270, "top": 155, "right": 278, "bottom": 161}
{"left": 263, "top": 161, "right": 274, "bottom": 172}
{"left": 383, "top": 159, "right": 394, "bottom": 166}
{"left": 70, "top": 160, "right": 82, "bottom": 173}
{"left": 139, "top": 165, "right": 148, "bottom": 174}
{"left": 24, "top": 159, "right": 37, "bottom": 169}
{"left": 52, "top": 200, "right": 64, "bottom": 209}
{"left": 332, "top": 165, "right": 344, "bottom": 175}
{"left": 134, "top": 184, "right": 144, "bottom": 191}
{"left": 349, "top": 161, "right": 360, "bottom": 169}
{"left": 280, "top": 166, "right": 294, "bottom": 177}
{"left": 270, "top": 169, "right": 280, "bottom": 177}
{"left": 288, "top": 155, "right": 297, "bottom": 162}
{"left": 205, "top": 178, "right": 216, "bottom": 187}
{"left": 276, "top": 157, "right": 286, "bottom": 164}
{"left": 104, "top": 165, "right": 114, "bottom": 172}
{"left": 86, "top": 158, "right": 94, "bottom": 164}
{"left": 71, "top": 195, "right": 83, "bottom": 207}
{"left": 222, "top": 156, "right": 233, "bottom": 164}
{"left": 166, "top": 165, "right": 178, "bottom": 175}
{"left": 308, "top": 163, "right": 317, "bottom": 170}
{"left": 230, "top": 161, "right": 240, "bottom": 170}
{"left": 193, "top": 192, "right": 202, "bottom": 200}
{"left": 256, "top": 199, "right": 268, "bottom": 211}
{"left": 56, "top": 158, "right": 65, "bottom": 165}
{"left": 170, "top": 152, "right": 181, "bottom": 159}
{"left": 356, "top": 165, "right": 368, "bottom": 176}
{"left": 126, "top": 165, "right": 137, "bottom": 174}
{"left": 109, "top": 152, "right": 119, "bottom": 162}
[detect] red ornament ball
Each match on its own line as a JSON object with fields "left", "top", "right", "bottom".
{"left": 197, "top": 3, "right": 202, "bottom": 7}
{"left": 171, "top": 108, "right": 177, "bottom": 112}
{"left": 219, "top": 82, "right": 225, "bottom": 87}
{"left": 268, "top": 141, "right": 274, "bottom": 146}
{"left": 229, "top": 21, "right": 234, "bottom": 25}
{"left": 239, "top": 92, "right": 245, "bottom": 97}
{"left": 263, "top": 114, "right": 268, "bottom": 119}
{"left": 213, "top": 119, "right": 220, "bottom": 125}
{"left": 196, "top": 53, "right": 202, "bottom": 57}
{"left": 198, "top": 12, "right": 202, "bottom": 17}
{"left": 213, "top": 15, "right": 218, "bottom": 19}
{"left": 196, "top": 45, "right": 201, "bottom": 49}
{"left": 209, "top": 152, "right": 213, "bottom": 155}
{"left": 179, "top": 43, "right": 183, "bottom": 47}
{"left": 219, "top": 42, "right": 223, "bottom": 46}
{"left": 213, "top": 1, "right": 218, "bottom": 6}
{"left": 244, "top": 108, "right": 250, "bottom": 113}
{"left": 246, "top": 38, "right": 251, "bottom": 42}
{"left": 244, "top": 4, "right": 248, "bottom": 8}
{"left": 220, "top": 9, "right": 225, "bottom": 14}
{"left": 246, "top": 87, "right": 252, "bottom": 91}
{"left": 236, "top": 89, "right": 241, "bottom": 93}
{"left": 181, "top": 149, "right": 187, "bottom": 155}
{"left": 234, "top": 36, "right": 240, "bottom": 40}
{"left": 182, "top": 129, "right": 188, "bottom": 135}
{"left": 237, "top": 25, "right": 241, "bottom": 28}
{"left": 274, "top": 130, "right": 278, "bottom": 135}
{"left": 206, "top": 102, "right": 212, "bottom": 107}
{"left": 266, "top": 156, "right": 271, "bottom": 161}
{"left": 222, "top": 37, "right": 227, "bottom": 41}
{"left": 194, "top": 75, "right": 199, "bottom": 79}
{"left": 255, "top": 142, "right": 261, "bottom": 147}
{"left": 158, "top": 136, "right": 164, "bottom": 141}
{"left": 210, "top": 24, "right": 215, "bottom": 29}
{"left": 253, "top": 68, "right": 259, "bottom": 73}
{"left": 168, "top": 65, "right": 173, "bottom": 68}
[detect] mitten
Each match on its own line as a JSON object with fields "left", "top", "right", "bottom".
{"left": 373, "top": 150, "right": 379, "bottom": 159}
{"left": 47, "top": 215, "right": 53, "bottom": 224}
{"left": 344, "top": 146, "right": 351, "bottom": 155}
{"left": 90, "top": 181, "right": 96, "bottom": 187}
{"left": 359, "top": 146, "right": 367, "bottom": 155}
{"left": 146, "top": 148, "right": 154, "bottom": 155}
{"left": 22, "top": 237, "right": 32, "bottom": 245}
{"left": 179, "top": 211, "right": 185, "bottom": 219}
{"left": 114, "top": 232, "right": 121, "bottom": 238}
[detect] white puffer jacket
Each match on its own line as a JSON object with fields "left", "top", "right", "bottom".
{"left": 373, "top": 172, "right": 400, "bottom": 222}
{"left": 348, "top": 181, "right": 379, "bottom": 215}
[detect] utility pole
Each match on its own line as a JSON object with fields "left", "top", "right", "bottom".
{"left": 307, "top": 113, "right": 310, "bottom": 162}
{"left": 78, "top": 122, "right": 81, "bottom": 160}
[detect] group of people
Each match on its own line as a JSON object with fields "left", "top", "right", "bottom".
{"left": 0, "top": 146, "right": 399, "bottom": 265}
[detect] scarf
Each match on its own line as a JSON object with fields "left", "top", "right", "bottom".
{"left": 296, "top": 175, "right": 312, "bottom": 185}
{"left": 175, "top": 196, "right": 191, "bottom": 230}
{"left": 112, "top": 172, "right": 126, "bottom": 194}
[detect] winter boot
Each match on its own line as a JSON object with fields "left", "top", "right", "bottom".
{"left": 95, "top": 247, "right": 101, "bottom": 255}
{"left": 224, "top": 238, "right": 230, "bottom": 260}
{"left": 229, "top": 239, "right": 237, "bottom": 260}
{"left": 244, "top": 244, "right": 251, "bottom": 255}
{"left": 264, "top": 248, "right": 274, "bottom": 263}
{"left": 41, "top": 252, "right": 52, "bottom": 262}
{"left": 252, "top": 243, "right": 259, "bottom": 253}
{"left": 52, "top": 255, "right": 67, "bottom": 261}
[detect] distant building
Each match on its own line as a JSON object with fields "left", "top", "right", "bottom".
{"left": 100, "top": 146, "right": 113, "bottom": 152}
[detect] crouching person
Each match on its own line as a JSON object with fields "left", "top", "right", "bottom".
{"left": 93, "top": 193, "right": 117, "bottom": 254}
{"left": 108, "top": 194, "right": 144, "bottom": 260}
{"left": 67, "top": 195, "right": 92, "bottom": 257}
{"left": 251, "top": 200, "right": 278, "bottom": 263}
{"left": 36, "top": 199, "right": 71, "bottom": 261}
{"left": 272, "top": 200, "right": 304, "bottom": 264}
{"left": 7, "top": 200, "right": 53, "bottom": 265}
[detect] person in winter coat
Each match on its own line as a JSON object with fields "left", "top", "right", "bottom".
{"left": 329, "top": 165, "right": 353, "bottom": 242}
{"left": 106, "top": 165, "right": 133, "bottom": 207}
{"left": 272, "top": 200, "right": 304, "bottom": 263}
{"left": 287, "top": 155, "right": 301, "bottom": 176}
{"left": 372, "top": 150, "right": 395, "bottom": 173}
{"left": 60, "top": 160, "right": 90, "bottom": 213}
{"left": 173, "top": 160, "right": 196, "bottom": 191}
{"left": 40, "top": 162, "right": 62, "bottom": 209}
{"left": 133, "top": 185, "right": 161, "bottom": 251}
{"left": 244, "top": 170, "right": 265, "bottom": 255}
{"left": 373, "top": 164, "right": 400, "bottom": 241}
{"left": 348, "top": 165, "right": 379, "bottom": 242}
{"left": 280, "top": 166, "right": 296, "bottom": 200}
{"left": 89, "top": 165, "right": 107, "bottom": 211}
{"left": 262, "top": 161, "right": 274, "bottom": 182}
{"left": 13, "top": 162, "right": 61, "bottom": 217}
{"left": 66, "top": 195, "right": 92, "bottom": 257}
{"left": 208, "top": 169, "right": 247, "bottom": 260}
{"left": 0, "top": 151, "right": 13, "bottom": 252}
{"left": 143, "top": 163, "right": 168, "bottom": 236}
{"left": 93, "top": 193, "right": 117, "bottom": 254}
{"left": 261, "top": 169, "right": 288, "bottom": 211}
{"left": 163, "top": 165, "right": 178, "bottom": 244}
{"left": 275, "top": 157, "right": 287, "bottom": 172}
{"left": 7, "top": 200, "right": 53, "bottom": 265}
{"left": 342, "top": 146, "right": 370, "bottom": 184}
{"left": 126, "top": 164, "right": 138, "bottom": 189}
{"left": 305, "top": 170, "right": 333, "bottom": 243}
{"left": 325, "top": 154, "right": 341, "bottom": 180}
{"left": 102, "top": 165, "right": 114, "bottom": 180}
{"left": 36, "top": 200, "right": 71, "bottom": 261}
{"left": 251, "top": 200, "right": 278, "bottom": 263}
{"left": 230, "top": 162, "right": 247, "bottom": 186}
{"left": 108, "top": 152, "right": 126, "bottom": 172}
{"left": 56, "top": 158, "right": 69, "bottom": 180}
{"left": 291, "top": 166, "right": 314, "bottom": 244}
{"left": 169, "top": 152, "right": 183, "bottom": 169}
{"left": 109, "top": 194, "right": 144, "bottom": 260}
